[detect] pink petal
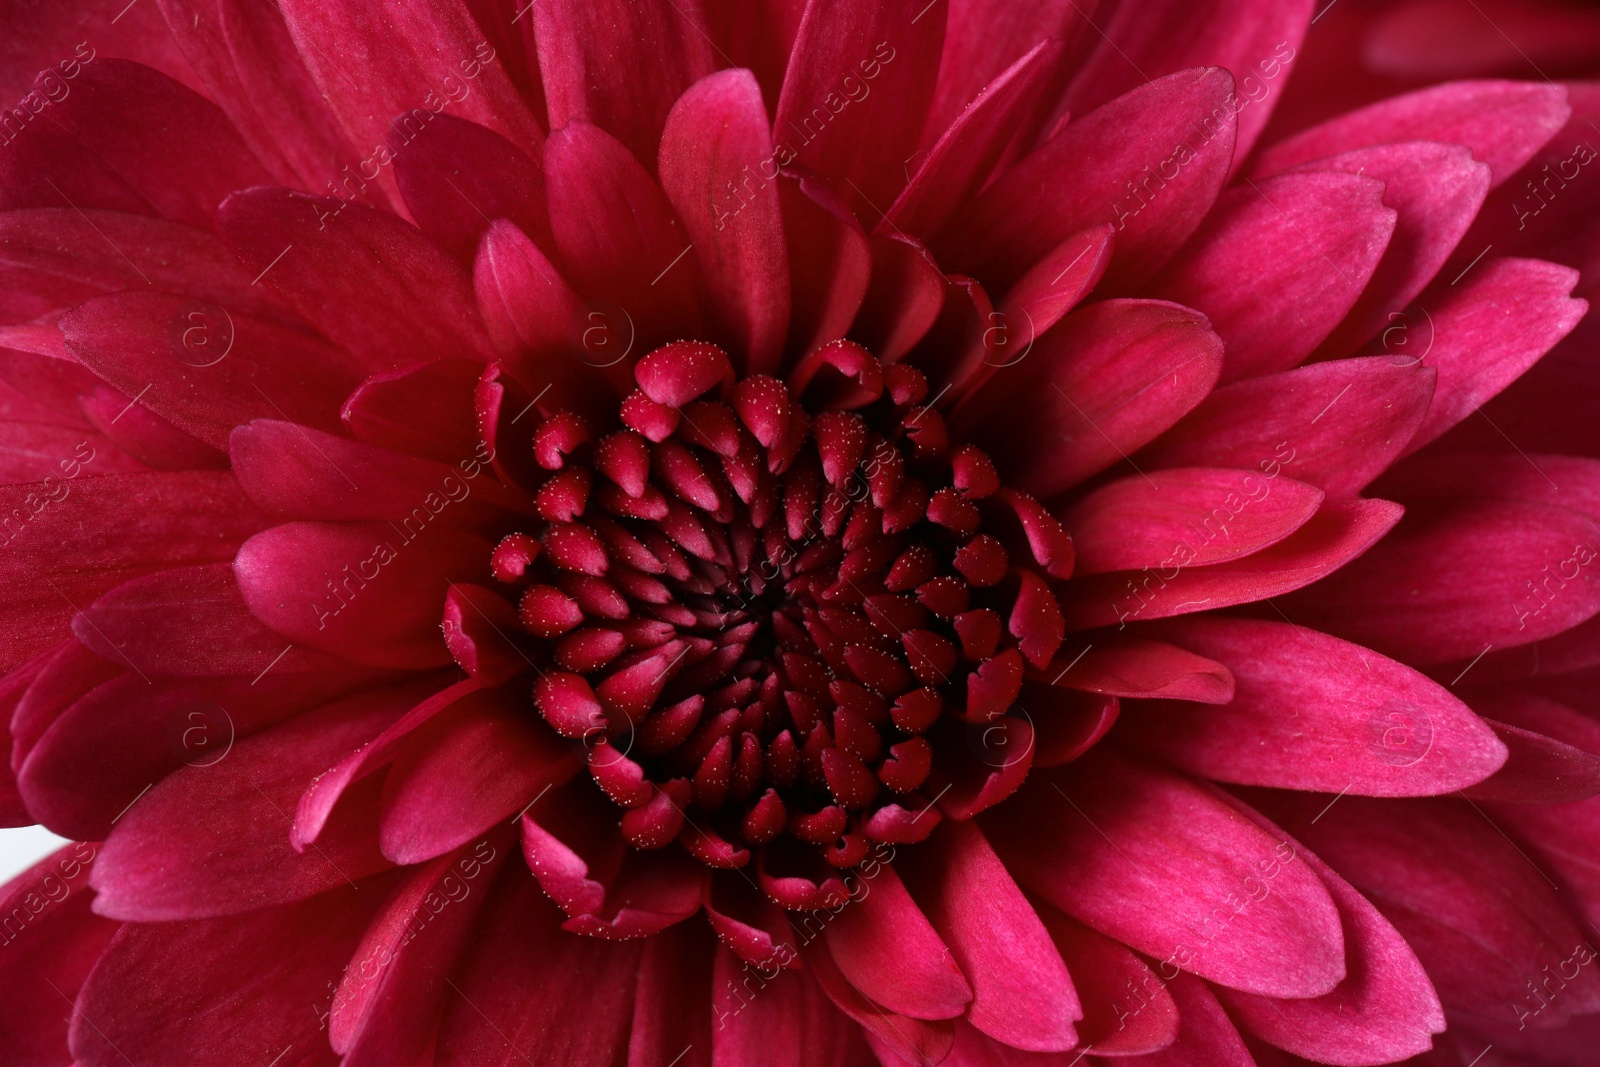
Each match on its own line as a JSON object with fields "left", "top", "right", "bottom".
{"left": 1261, "top": 791, "right": 1600, "bottom": 1028}
{"left": 436, "top": 867, "right": 641, "bottom": 1067}
{"left": 803, "top": 934, "right": 956, "bottom": 1065}
{"left": 630, "top": 923, "right": 714, "bottom": 1067}
{"left": 341, "top": 359, "right": 486, "bottom": 464}
{"left": 44, "top": 59, "right": 271, "bottom": 226}
{"left": 70, "top": 563, "right": 348, "bottom": 677}
{"left": 293, "top": 679, "right": 479, "bottom": 849}
{"left": 774, "top": 0, "right": 946, "bottom": 211}
{"left": 985, "top": 224, "right": 1116, "bottom": 395}
{"left": 987, "top": 748, "right": 1346, "bottom": 997}
{"left": 1062, "top": 498, "right": 1404, "bottom": 630}
{"left": 1062, "top": 0, "right": 1312, "bottom": 164}
{"left": 521, "top": 783, "right": 707, "bottom": 938}
{"left": 61, "top": 290, "right": 362, "bottom": 449}
{"left": 21, "top": 669, "right": 379, "bottom": 841}
{"left": 234, "top": 521, "right": 493, "bottom": 669}
{"left": 394, "top": 114, "right": 550, "bottom": 261}
{"left": 1254, "top": 80, "right": 1571, "bottom": 188}
{"left": 897, "top": 819, "right": 1080, "bottom": 1050}
{"left": 824, "top": 860, "right": 973, "bottom": 1020}
{"left": 1037, "top": 906, "right": 1180, "bottom": 1055}
{"left": 379, "top": 687, "right": 577, "bottom": 864}
{"left": 545, "top": 121, "right": 701, "bottom": 348}
{"left": 1148, "top": 172, "right": 1397, "bottom": 382}
{"left": 1215, "top": 795, "right": 1444, "bottom": 1066}
{"left": 1125, "top": 617, "right": 1508, "bottom": 795}
{"left": 0, "top": 206, "right": 284, "bottom": 325}
{"left": 1398, "top": 257, "right": 1587, "bottom": 453}
{"left": 1460, "top": 691, "right": 1600, "bottom": 804}
{"left": 1040, "top": 639, "right": 1236, "bottom": 704}
{"left": 153, "top": 0, "right": 356, "bottom": 191}
{"left": 953, "top": 300, "right": 1223, "bottom": 498}
{"left": 850, "top": 235, "right": 946, "bottom": 364}
{"left": 941, "top": 68, "right": 1238, "bottom": 291}
{"left": 217, "top": 186, "right": 495, "bottom": 373}
{"left": 1287, "top": 500, "right": 1600, "bottom": 664}
{"left": 230, "top": 419, "right": 528, "bottom": 524}
{"left": 1140, "top": 356, "right": 1434, "bottom": 498}
{"left": 1108, "top": 971, "right": 1255, "bottom": 1066}
{"left": 1061, "top": 467, "right": 1326, "bottom": 575}
{"left": 0, "top": 843, "right": 116, "bottom": 1067}
{"left": 276, "top": 0, "right": 543, "bottom": 159}
{"left": 1293, "top": 143, "right": 1491, "bottom": 360}
{"left": 885, "top": 37, "right": 1065, "bottom": 238}
{"left": 659, "top": 69, "right": 791, "bottom": 375}
{"left": 331, "top": 837, "right": 508, "bottom": 1067}
{"left": 534, "top": 0, "right": 713, "bottom": 167}
{"left": 89, "top": 685, "right": 415, "bottom": 919}
{"left": 0, "top": 471, "right": 266, "bottom": 671}
{"left": 73, "top": 876, "right": 391, "bottom": 1067}
{"left": 712, "top": 945, "right": 878, "bottom": 1067}
{"left": 781, "top": 171, "right": 872, "bottom": 358}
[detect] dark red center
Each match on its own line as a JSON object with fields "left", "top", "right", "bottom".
{"left": 495, "top": 339, "right": 1070, "bottom": 886}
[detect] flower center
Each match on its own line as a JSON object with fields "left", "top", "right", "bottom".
{"left": 496, "top": 340, "right": 1069, "bottom": 879}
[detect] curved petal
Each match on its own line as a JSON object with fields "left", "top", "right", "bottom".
{"left": 1124, "top": 617, "right": 1508, "bottom": 796}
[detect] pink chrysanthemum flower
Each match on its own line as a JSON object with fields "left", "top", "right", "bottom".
{"left": 0, "top": 1, "right": 1597, "bottom": 1065}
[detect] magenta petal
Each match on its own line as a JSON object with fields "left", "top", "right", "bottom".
{"left": 1398, "top": 257, "right": 1587, "bottom": 454}
{"left": 1254, "top": 80, "right": 1571, "bottom": 188}
{"left": 1061, "top": 467, "right": 1325, "bottom": 575}
{"left": 1140, "top": 356, "right": 1434, "bottom": 498}
{"left": 897, "top": 819, "right": 1080, "bottom": 1050}
{"left": 659, "top": 68, "right": 792, "bottom": 375}
{"left": 275, "top": 0, "right": 543, "bottom": 158}
{"left": 1263, "top": 792, "right": 1600, "bottom": 1028}
{"left": 235, "top": 521, "right": 492, "bottom": 669}
{"left": 341, "top": 359, "right": 485, "bottom": 464}
{"left": 70, "top": 563, "right": 347, "bottom": 677}
{"left": 0, "top": 843, "right": 115, "bottom": 1067}
{"left": 1125, "top": 617, "right": 1508, "bottom": 796}
{"left": 378, "top": 688, "right": 577, "bottom": 864}
{"left": 941, "top": 67, "right": 1238, "bottom": 291}
{"left": 885, "top": 37, "right": 1065, "bottom": 239}
{"left": 0, "top": 472, "right": 266, "bottom": 671}
{"left": 781, "top": 170, "right": 872, "bottom": 358}
{"left": 1214, "top": 792, "right": 1445, "bottom": 1066}
{"left": 712, "top": 945, "right": 878, "bottom": 1067}
{"left": 89, "top": 686, "right": 414, "bottom": 920}
{"left": 216, "top": 186, "right": 495, "bottom": 374}
{"left": 545, "top": 121, "right": 701, "bottom": 347}
{"left": 0, "top": 206, "right": 284, "bottom": 325}
{"left": 45, "top": 59, "right": 271, "bottom": 226}
{"left": 1148, "top": 172, "right": 1397, "bottom": 382}
{"left": 1287, "top": 500, "right": 1600, "bottom": 664}
{"left": 72, "top": 877, "right": 389, "bottom": 1067}
{"left": 1460, "top": 691, "right": 1600, "bottom": 804}
{"left": 1297, "top": 142, "right": 1491, "bottom": 360}
{"left": 1037, "top": 906, "right": 1180, "bottom": 1055}
{"left": 436, "top": 866, "right": 640, "bottom": 1066}
{"left": 230, "top": 419, "right": 528, "bottom": 524}
{"left": 1114, "top": 971, "right": 1255, "bottom": 1066}
{"left": 954, "top": 300, "right": 1223, "bottom": 497}
{"left": 393, "top": 113, "right": 550, "bottom": 261}
{"left": 61, "top": 290, "right": 362, "bottom": 449}
{"left": 1041, "top": 639, "right": 1236, "bottom": 704}
{"left": 534, "top": 0, "right": 714, "bottom": 167}
{"left": 1062, "top": 0, "right": 1313, "bottom": 164}
{"left": 803, "top": 934, "right": 956, "bottom": 1065}
{"left": 1061, "top": 498, "right": 1405, "bottom": 630}
{"left": 331, "top": 837, "right": 508, "bottom": 1067}
{"left": 774, "top": 0, "right": 946, "bottom": 211}
{"left": 153, "top": 0, "right": 356, "bottom": 191}
{"left": 824, "top": 861, "right": 973, "bottom": 1021}
{"left": 988, "top": 748, "right": 1346, "bottom": 997}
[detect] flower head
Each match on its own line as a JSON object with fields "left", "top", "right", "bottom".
{"left": 0, "top": 2, "right": 1597, "bottom": 1066}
